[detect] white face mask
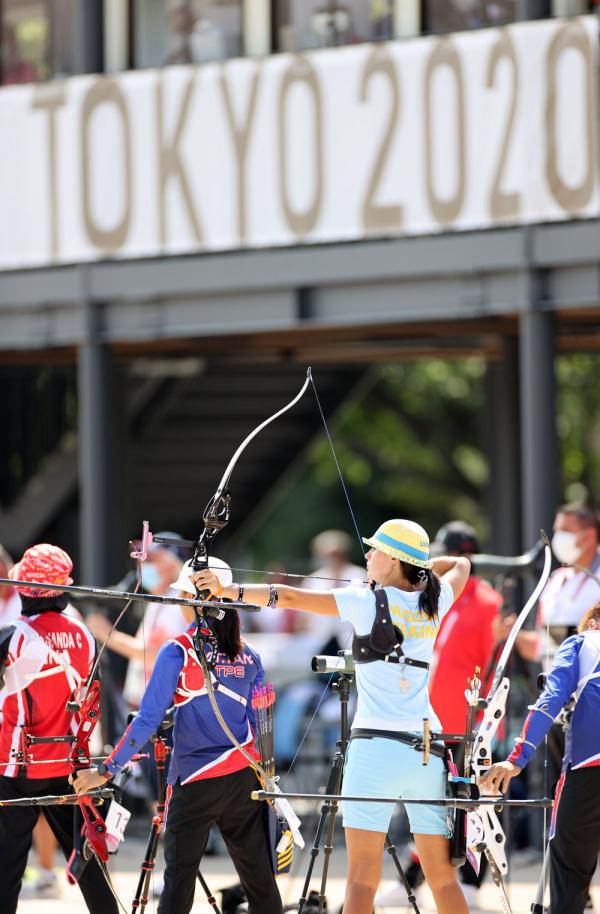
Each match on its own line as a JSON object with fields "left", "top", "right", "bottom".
{"left": 551, "top": 530, "right": 581, "bottom": 565}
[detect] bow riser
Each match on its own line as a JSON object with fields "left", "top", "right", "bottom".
{"left": 472, "top": 678, "right": 510, "bottom": 780}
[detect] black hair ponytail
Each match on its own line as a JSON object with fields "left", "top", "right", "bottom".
{"left": 210, "top": 607, "right": 242, "bottom": 661}
{"left": 399, "top": 562, "right": 441, "bottom": 621}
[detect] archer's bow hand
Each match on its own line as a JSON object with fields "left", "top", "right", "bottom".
{"left": 69, "top": 767, "right": 112, "bottom": 795}
{"left": 190, "top": 570, "right": 224, "bottom": 598}
{"left": 478, "top": 760, "right": 520, "bottom": 795}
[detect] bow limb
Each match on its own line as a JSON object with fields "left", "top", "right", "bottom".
{"left": 487, "top": 536, "right": 552, "bottom": 699}
{"left": 69, "top": 680, "right": 110, "bottom": 863}
{"left": 469, "top": 537, "right": 552, "bottom": 912}
{"left": 190, "top": 368, "right": 313, "bottom": 575}
{"left": 67, "top": 682, "right": 131, "bottom": 914}
{"left": 472, "top": 536, "right": 552, "bottom": 776}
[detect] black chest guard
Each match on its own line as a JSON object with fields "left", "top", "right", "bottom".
{"left": 351, "top": 588, "right": 429, "bottom": 671}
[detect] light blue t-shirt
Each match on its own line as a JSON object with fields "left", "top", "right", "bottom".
{"left": 333, "top": 581, "right": 454, "bottom": 732}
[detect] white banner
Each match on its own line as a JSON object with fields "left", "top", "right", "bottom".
{"left": 0, "top": 17, "right": 598, "bottom": 270}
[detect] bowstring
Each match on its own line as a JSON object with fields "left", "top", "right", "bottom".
{"left": 541, "top": 574, "right": 551, "bottom": 908}
{"left": 280, "top": 372, "right": 365, "bottom": 788}
{"left": 274, "top": 371, "right": 366, "bottom": 904}
{"left": 135, "top": 561, "right": 157, "bottom": 912}
{"left": 308, "top": 372, "right": 365, "bottom": 556}
{"left": 88, "top": 549, "right": 145, "bottom": 912}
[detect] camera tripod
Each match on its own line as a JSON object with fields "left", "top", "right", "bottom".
{"left": 294, "top": 669, "right": 421, "bottom": 914}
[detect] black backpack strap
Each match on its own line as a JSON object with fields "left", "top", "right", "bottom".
{"left": 351, "top": 589, "right": 429, "bottom": 670}
{"left": 371, "top": 588, "right": 404, "bottom": 660}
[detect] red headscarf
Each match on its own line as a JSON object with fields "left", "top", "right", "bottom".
{"left": 10, "top": 544, "right": 73, "bottom": 598}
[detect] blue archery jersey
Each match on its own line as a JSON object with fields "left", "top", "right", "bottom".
{"left": 508, "top": 630, "right": 600, "bottom": 772}
{"left": 106, "top": 628, "right": 264, "bottom": 785}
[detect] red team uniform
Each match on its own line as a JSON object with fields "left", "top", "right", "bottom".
{"left": 0, "top": 544, "right": 118, "bottom": 914}
{"left": 429, "top": 575, "right": 502, "bottom": 735}
{"left": 0, "top": 612, "right": 95, "bottom": 777}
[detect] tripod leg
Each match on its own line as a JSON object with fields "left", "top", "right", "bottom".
{"left": 297, "top": 750, "right": 345, "bottom": 914}
{"left": 531, "top": 846, "right": 550, "bottom": 914}
{"left": 384, "top": 837, "right": 421, "bottom": 914}
{"left": 317, "top": 793, "right": 339, "bottom": 914}
{"left": 197, "top": 871, "right": 223, "bottom": 914}
{"left": 131, "top": 821, "right": 161, "bottom": 914}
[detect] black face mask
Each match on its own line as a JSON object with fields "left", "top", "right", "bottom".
{"left": 19, "top": 594, "right": 69, "bottom": 616}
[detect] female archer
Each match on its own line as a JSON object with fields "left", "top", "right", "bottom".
{"left": 72, "top": 558, "right": 283, "bottom": 914}
{"left": 191, "top": 518, "right": 471, "bottom": 914}
{"left": 0, "top": 543, "right": 117, "bottom": 914}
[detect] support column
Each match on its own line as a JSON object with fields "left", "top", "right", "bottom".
{"left": 519, "top": 305, "right": 558, "bottom": 549}
{"left": 77, "top": 284, "right": 119, "bottom": 584}
{"left": 486, "top": 337, "right": 521, "bottom": 555}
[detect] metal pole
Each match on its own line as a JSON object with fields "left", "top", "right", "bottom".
{"left": 519, "top": 307, "right": 558, "bottom": 548}
{"left": 77, "top": 276, "right": 116, "bottom": 584}
{"left": 487, "top": 337, "right": 522, "bottom": 556}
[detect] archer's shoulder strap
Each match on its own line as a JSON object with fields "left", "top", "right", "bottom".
{"left": 351, "top": 588, "right": 429, "bottom": 670}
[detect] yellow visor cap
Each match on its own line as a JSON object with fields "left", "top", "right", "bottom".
{"left": 362, "top": 519, "right": 431, "bottom": 569}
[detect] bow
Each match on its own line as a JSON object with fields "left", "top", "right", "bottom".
{"left": 469, "top": 535, "right": 553, "bottom": 913}
{"left": 187, "top": 367, "right": 313, "bottom": 581}
{"left": 176, "top": 370, "right": 315, "bottom": 845}
{"left": 0, "top": 788, "right": 114, "bottom": 807}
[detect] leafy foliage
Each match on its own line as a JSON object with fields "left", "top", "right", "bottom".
{"left": 557, "top": 354, "right": 600, "bottom": 504}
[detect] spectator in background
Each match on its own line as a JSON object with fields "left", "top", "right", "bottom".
{"left": 493, "top": 504, "right": 600, "bottom": 679}
{"left": 0, "top": 546, "right": 20, "bottom": 624}
{"left": 163, "top": 0, "right": 229, "bottom": 65}
{"left": 502, "top": 503, "right": 600, "bottom": 674}
{"left": 301, "top": 529, "right": 366, "bottom": 653}
{"left": 87, "top": 535, "right": 188, "bottom": 800}
{"left": 540, "top": 503, "right": 600, "bottom": 646}
{"left": 87, "top": 536, "right": 188, "bottom": 710}
{"left": 533, "top": 503, "right": 600, "bottom": 793}
{"left": 428, "top": 522, "right": 504, "bottom": 729}
{"left": 1, "top": 23, "right": 38, "bottom": 86}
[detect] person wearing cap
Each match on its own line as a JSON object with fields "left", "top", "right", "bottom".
{"left": 87, "top": 534, "right": 188, "bottom": 708}
{"left": 87, "top": 535, "right": 189, "bottom": 803}
{"left": 374, "top": 521, "right": 503, "bottom": 910}
{"left": 0, "top": 544, "right": 117, "bottom": 914}
{"left": 189, "top": 519, "right": 471, "bottom": 914}
{"left": 428, "top": 522, "right": 504, "bottom": 745}
{"left": 71, "top": 558, "right": 283, "bottom": 914}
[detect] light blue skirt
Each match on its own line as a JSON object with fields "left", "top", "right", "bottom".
{"left": 342, "top": 735, "right": 449, "bottom": 835}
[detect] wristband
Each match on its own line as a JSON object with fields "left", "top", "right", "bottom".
{"left": 237, "top": 584, "right": 244, "bottom": 602}
{"left": 267, "top": 584, "right": 279, "bottom": 608}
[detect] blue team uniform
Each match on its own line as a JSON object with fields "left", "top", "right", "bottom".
{"left": 508, "top": 630, "right": 600, "bottom": 773}
{"left": 106, "top": 627, "right": 263, "bottom": 784}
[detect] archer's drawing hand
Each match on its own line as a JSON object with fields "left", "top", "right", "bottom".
{"left": 69, "top": 767, "right": 111, "bottom": 795}
{"left": 478, "top": 760, "right": 520, "bottom": 795}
